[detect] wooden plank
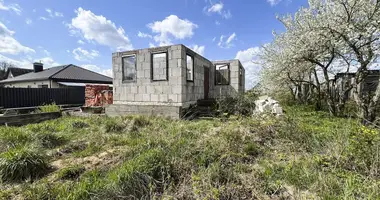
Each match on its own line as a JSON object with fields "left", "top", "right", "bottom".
{"left": 0, "top": 112, "right": 62, "bottom": 126}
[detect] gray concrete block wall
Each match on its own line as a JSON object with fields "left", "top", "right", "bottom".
{"left": 108, "top": 44, "right": 246, "bottom": 118}
{"left": 210, "top": 59, "right": 244, "bottom": 99}
{"left": 182, "top": 46, "right": 213, "bottom": 104}
{"left": 112, "top": 45, "right": 185, "bottom": 106}
{"left": 107, "top": 104, "right": 182, "bottom": 119}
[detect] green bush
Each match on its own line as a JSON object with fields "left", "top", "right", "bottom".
{"left": 38, "top": 103, "right": 60, "bottom": 113}
{"left": 216, "top": 93, "right": 256, "bottom": 117}
{"left": 0, "top": 147, "right": 50, "bottom": 182}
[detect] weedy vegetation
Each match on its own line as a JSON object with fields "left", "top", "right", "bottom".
{"left": 0, "top": 105, "right": 379, "bottom": 199}
{"left": 38, "top": 103, "right": 61, "bottom": 113}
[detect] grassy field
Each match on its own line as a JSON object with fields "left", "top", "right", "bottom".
{"left": 0, "top": 106, "right": 379, "bottom": 199}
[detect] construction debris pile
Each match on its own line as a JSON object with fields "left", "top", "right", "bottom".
{"left": 85, "top": 85, "right": 113, "bottom": 107}
{"left": 254, "top": 96, "right": 283, "bottom": 116}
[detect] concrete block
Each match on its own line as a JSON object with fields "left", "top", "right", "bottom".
{"left": 143, "top": 62, "right": 150, "bottom": 70}
{"left": 126, "top": 94, "right": 134, "bottom": 101}
{"left": 146, "top": 86, "right": 154, "bottom": 94}
{"left": 143, "top": 94, "right": 150, "bottom": 101}
{"left": 144, "top": 70, "right": 151, "bottom": 78}
{"left": 154, "top": 86, "right": 163, "bottom": 94}
{"left": 168, "top": 94, "right": 178, "bottom": 102}
{"left": 159, "top": 94, "right": 168, "bottom": 102}
{"left": 171, "top": 86, "right": 182, "bottom": 94}
{"left": 135, "top": 94, "right": 143, "bottom": 101}
{"left": 173, "top": 50, "right": 182, "bottom": 59}
{"left": 162, "top": 86, "right": 170, "bottom": 94}
{"left": 138, "top": 86, "right": 146, "bottom": 94}
{"left": 131, "top": 86, "right": 137, "bottom": 94}
{"left": 151, "top": 94, "right": 159, "bottom": 102}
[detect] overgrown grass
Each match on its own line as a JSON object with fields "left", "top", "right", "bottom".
{"left": 0, "top": 147, "right": 50, "bottom": 182}
{"left": 0, "top": 107, "right": 379, "bottom": 199}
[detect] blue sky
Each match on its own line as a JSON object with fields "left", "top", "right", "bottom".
{"left": 0, "top": 0, "right": 308, "bottom": 88}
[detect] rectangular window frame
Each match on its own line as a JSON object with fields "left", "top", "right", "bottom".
{"left": 215, "top": 63, "right": 230, "bottom": 85}
{"left": 121, "top": 54, "right": 137, "bottom": 83}
{"left": 186, "top": 53, "right": 194, "bottom": 82}
{"left": 150, "top": 51, "right": 169, "bottom": 82}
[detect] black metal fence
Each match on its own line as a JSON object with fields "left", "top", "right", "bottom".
{"left": 0, "top": 87, "right": 85, "bottom": 108}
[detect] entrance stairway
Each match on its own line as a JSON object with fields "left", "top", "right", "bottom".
{"left": 196, "top": 99, "right": 217, "bottom": 118}
{"left": 182, "top": 99, "right": 217, "bottom": 119}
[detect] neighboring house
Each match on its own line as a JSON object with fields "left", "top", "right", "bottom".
{"left": 106, "top": 44, "right": 245, "bottom": 118}
{"left": 0, "top": 62, "right": 112, "bottom": 88}
{"left": 333, "top": 70, "right": 380, "bottom": 100}
{"left": 6, "top": 67, "right": 33, "bottom": 79}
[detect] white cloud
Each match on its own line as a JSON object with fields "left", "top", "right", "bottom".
{"left": 0, "top": 54, "right": 29, "bottom": 68}
{"left": 0, "top": 54, "right": 59, "bottom": 69}
{"left": 208, "top": 2, "right": 223, "bottom": 13}
{"left": 190, "top": 45, "right": 205, "bottom": 56}
{"left": 39, "top": 17, "right": 48, "bottom": 21}
{"left": 205, "top": 2, "right": 232, "bottom": 19}
{"left": 69, "top": 7, "right": 133, "bottom": 51}
{"left": 218, "top": 32, "right": 236, "bottom": 49}
{"left": 137, "top": 31, "right": 152, "bottom": 39}
{"left": 45, "top": 8, "right": 52, "bottom": 16}
{"left": 235, "top": 47, "right": 262, "bottom": 89}
{"left": 0, "top": 21, "right": 35, "bottom": 55}
{"left": 43, "top": 49, "right": 50, "bottom": 56}
{"left": 215, "top": 20, "right": 220, "bottom": 25}
{"left": 0, "top": 0, "right": 21, "bottom": 15}
{"left": 72, "top": 47, "right": 100, "bottom": 62}
{"left": 149, "top": 43, "right": 155, "bottom": 48}
{"left": 148, "top": 15, "right": 198, "bottom": 46}
{"left": 77, "top": 39, "right": 85, "bottom": 45}
{"left": 25, "top": 18, "right": 32, "bottom": 25}
{"left": 212, "top": 37, "right": 216, "bottom": 42}
{"left": 54, "top": 11, "right": 63, "bottom": 17}
{"left": 81, "top": 64, "right": 113, "bottom": 77}
{"left": 36, "top": 57, "right": 59, "bottom": 68}
{"left": 222, "top": 10, "right": 232, "bottom": 19}
{"left": 267, "top": 0, "right": 282, "bottom": 6}
{"left": 45, "top": 8, "right": 63, "bottom": 18}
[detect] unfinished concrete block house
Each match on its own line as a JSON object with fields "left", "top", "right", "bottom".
{"left": 106, "top": 44, "right": 245, "bottom": 118}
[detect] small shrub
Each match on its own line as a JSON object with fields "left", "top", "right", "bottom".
{"left": 216, "top": 93, "right": 256, "bottom": 117}
{"left": 0, "top": 147, "right": 50, "bottom": 182}
{"left": 57, "top": 165, "right": 86, "bottom": 180}
{"left": 38, "top": 103, "right": 60, "bottom": 113}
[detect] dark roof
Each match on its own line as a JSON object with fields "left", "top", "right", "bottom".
{"left": 51, "top": 65, "right": 112, "bottom": 84}
{"left": 6, "top": 67, "right": 33, "bottom": 77}
{"left": 0, "top": 64, "right": 112, "bottom": 84}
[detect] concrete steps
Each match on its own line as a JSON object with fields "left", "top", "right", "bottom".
{"left": 196, "top": 99, "right": 217, "bottom": 118}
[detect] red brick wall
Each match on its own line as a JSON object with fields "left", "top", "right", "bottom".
{"left": 85, "top": 85, "right": 113, "bottom": 107}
